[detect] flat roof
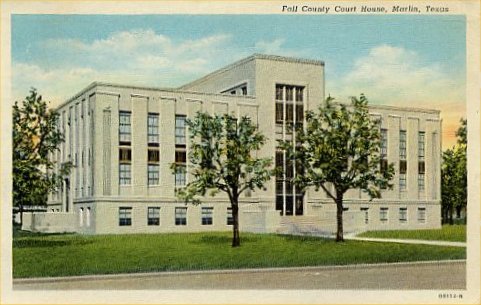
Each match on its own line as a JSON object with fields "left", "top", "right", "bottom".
{"left": 55, "top": 81, "right": 255, "bottom": 111}
{"left": 178, "top": 53, "right": 325, "bottom": 90}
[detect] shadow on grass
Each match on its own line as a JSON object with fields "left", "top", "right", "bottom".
{"left": 276, "top": 234, "right": 333, "bottom": 243}
{"left": 197, "top": 234, "right": 259, "bottom": 245}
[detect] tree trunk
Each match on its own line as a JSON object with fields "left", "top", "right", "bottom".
{"left": 335, "top": 194, "right": 344, "bottom": 242}
{"left": 232, "top": 199, "right": 240, "bottom": 247}
{"left": 19, "top": 205, "right": 23, "bottom": 227}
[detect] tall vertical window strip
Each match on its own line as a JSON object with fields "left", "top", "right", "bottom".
{"left": 381, "top": 129, "right": 388, "bottom": 158}
{"left": 418, "top": 132, "right": 425, "bottom": 160}
{"left": 399, "top": 130, "right": 407, "bottom": 160}
{"left": 399, "top": 130, "right": 407, "bottom": 191}
{"left": 418, "top": 131, "right": 425, "bottom": 191}
{"left": 175, "top": 115, "right": 187, "bottom": 146}
{"left": 119, "top": 111, "right": 132, "bottom": 144}
{"left": 275, "top": 84, "right": 304, "bottom": 124}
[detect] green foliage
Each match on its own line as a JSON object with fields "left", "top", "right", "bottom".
{"left": 171, "top": 112, "right": 274, "bottom": 246}
{"left": 358, "top": 225, "right": 466, "bottom": 242}
{"left": 441, "top": 118, "right": 467, "bottom": 224}
{"left": 13, "top": 89, "right": 71, "bottom": 213}
{"left": 13, "top": 232, "right": 465, "bottom": 278}
{"left": 280, "top": 94, "right": 395, "bottom": 241}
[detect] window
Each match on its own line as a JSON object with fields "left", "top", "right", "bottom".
{"left": 147, "top": 207, "right": 160, "bottom": 226}
{"left": 119, "top": 164, "right": 131, "bottom": 185}
{"left": 399, "top": 130, "right": 406, "bottom": 160}
{"left": 79, "top": 208, "right": 84, "bottom": 227}
{"left": 148, "top": 164, "right": 159, "bottom": 185}
{"left": 285, "top": 86, "right": 294, "bottom": 101}
{"left": 148, "top": 113, "right": 159, "bottom": 145}
{"left": 276, "top": 86, "right": 283, "bottom": 100}
{"left": 119, "top": 148, "right": 132, "bottom": 162}
{"left": 418, "top": 132, "right": 425, "bottom": 161}
{"left": 418, "top": 173, "right": 425, "bottom": 190}
{"left": 119, "top": 147, "right": 132, "bottom": 186}
{"left": 275, "top": 102, "right": 283, "bottom": 124}
{"left": 86, "top": 207, "right": 91, "bottom": 227}
{"left": 399, "top": 160, "right": 407, "bottom": 191}
{"left": 175, "top": 115, "right": 187, "bottom": 146}
{"left": 399, "top": 174, "right": 407, "bottom": 191}
{"left": 295, "top": 87, "right": 304, "bottom": 102}
{"left": 148, "top": 149, "right": 160, "bottom": 163}
{"left": 380, "top": 207, "right": 388, "bottom": 223}
{"left": 360, "top": 207, "right": 369, "bottom": 224}
{"left": 418, "top": 207, "right": 426, "bottom": 223}
{"left": 295, "top": 104, "right": 304, "bottom": 123}
{"left": 119, "top": 207, "right": 132, "bottom": 226}
{"left": 381, "top": 129, "right": 388, "bottom": 159}
{"left": 119, "top": 111, "right": 132, "bottom": 145}
{"left": 175, "top": 207, "right": 187, "bottom": 225}
{"left": 201, "top": 207, "right": 213, "bottom": 225}
{"left": 175, "top": 143, "right": 187, "bottom": 187}
{"left": 241, "top": 86, "right": 247, "bottom": 95}
{"left": 399, "top": 207, "right": 408, "bottom": 223}
{"left": 227, "top": 207, "right": 233, "bottom": 225}
{"left": 175, "top": 166, "right": 186, "bottom": 187}
{"left": 275, "top": 84, "right": 305, "bottom": 124}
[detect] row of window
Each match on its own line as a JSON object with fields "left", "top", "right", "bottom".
{"left": 381, "top": 129, "right": 427, "bottom": 191}
{"left": 358, "top": 206, "right": 426, "bottom": 224}
{"left": 118, "top": 207, "right": 234, "bottom": 226}
{"left": 119, "top": 112, "right": 187, "bottom": 146}
{"left": 119, "top": 113, "right": 187, "bottom": 187}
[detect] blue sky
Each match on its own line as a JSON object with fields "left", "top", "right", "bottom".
{"left": 11, "top": 14, "right": 466, "bottom": 147}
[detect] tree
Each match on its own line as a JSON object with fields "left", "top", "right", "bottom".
{"left": 441, "top": 118, "right": 467, "bottom": 224}
{"left": 13, "top": 89, "right": 70, "bottom": 225}
{"left": 172, "top": 112, "right": 274, "bottom": 247}
{"left": 281, "top": 94, "right": 395, "bottom": 242}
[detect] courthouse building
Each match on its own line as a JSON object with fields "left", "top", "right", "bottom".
{"left": 22, "top": 54, "right": 442, "bottom": 234}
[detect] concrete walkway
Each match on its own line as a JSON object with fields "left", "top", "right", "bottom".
{"left": 344, "top": 235, "right": 466, "bottom": 247}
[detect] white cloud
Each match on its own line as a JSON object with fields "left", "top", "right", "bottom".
{"left": 13, "top": 29, "right": 242, "bottom": 107}
{"left": 254, "top": 38, "right": 309, "bottom": 58}
{"left": 327, "top": 44, "right": 465, "bottom": 148}
{"left": 13, "top": 30, "right": 314, "bottom": 109}
{"left": 329, "top": 45, "right": 463, "bottom": 106}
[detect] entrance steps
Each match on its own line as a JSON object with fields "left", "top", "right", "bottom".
{"left": 276, "top": 216, "right": 337, "bottom": 236}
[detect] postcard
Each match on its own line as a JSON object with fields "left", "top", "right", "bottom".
{"left": 1, "top": 0, "right": 480, "bottom": 304}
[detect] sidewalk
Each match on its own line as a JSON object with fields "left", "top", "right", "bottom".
{"left": 344, "top": 235, "right": 466, "bottom": 247}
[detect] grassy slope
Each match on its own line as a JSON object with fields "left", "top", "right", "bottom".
{"left": 357, "top": 225, "right": 466, "bottom": 242}
{"left": 13, "top": 232, "right": 465, "bottom": 278}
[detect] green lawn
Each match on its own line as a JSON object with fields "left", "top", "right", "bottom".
{"left": 357, "top": 225, "right": 466, "bottom": 242}
{"left": 13, "top": 231, "right": 465, "bottom": 278}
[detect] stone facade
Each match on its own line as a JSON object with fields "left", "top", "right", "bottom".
{"left": 22, "top": 54, "right": 442, "bottom": 234}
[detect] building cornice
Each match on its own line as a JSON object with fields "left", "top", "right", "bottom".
{"left": 55, "top": 81, "right": 257, "bottom": 111}
{"left": 332, "top": 101, "right": 440, "bottom": 115}
{"left": 178, "top": 53, "right": 325, "bottom": 90}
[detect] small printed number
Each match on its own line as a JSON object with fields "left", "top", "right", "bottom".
{"left": 438, "top": 293, "right": 463, "bottom": 299}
